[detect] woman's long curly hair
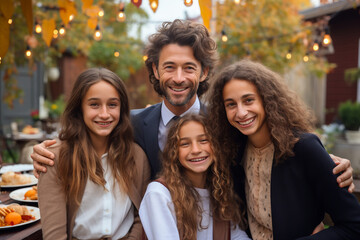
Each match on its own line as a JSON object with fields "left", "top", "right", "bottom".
{"left": 208, "top": 59, "right": 316, "bottom": 164}
{"left": 145, "top": 19, "right": 218, "bottom": 97}
{"left": 159, "top": 114, "right": 246, "bottom": 240}
{"left": 57, "top": 68, "right": 136, "bottom": 204}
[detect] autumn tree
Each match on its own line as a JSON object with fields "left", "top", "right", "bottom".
{"left": 215, "top": 0, "right": 332, "bottom": 75}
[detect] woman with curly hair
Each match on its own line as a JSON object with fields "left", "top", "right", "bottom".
{"left": 139, "top": 114, "right": 250, "bottom": 240}
{"left": 208, "top": 59, "right": 360, "bottom": 239}
{"left": 38, "top": 68, "right": 150, "bottom": 239}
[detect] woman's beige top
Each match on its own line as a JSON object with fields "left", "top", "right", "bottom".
{"left": 243, "top": 142, "right": 274, "bottom": 240}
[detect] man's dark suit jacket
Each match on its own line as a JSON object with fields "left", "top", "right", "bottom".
{"left": 131, "top": 102, "right": 207, "bottom": 179}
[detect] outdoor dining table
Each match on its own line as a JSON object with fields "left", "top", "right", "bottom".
{"left": 0, "top": 189, "right": 42, "bottom": 240}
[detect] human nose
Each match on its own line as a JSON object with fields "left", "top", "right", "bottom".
{"left": 236, "top": 104, "right": 248, "bottom": 118}
{"left": 174, "top": 67, "right": 185, "bottom": 84}
{"left": 99, "top": 105, "right": 110, "bottom": 118}
{"left": 191, "top": 142, "right": 201, "bottom": 154}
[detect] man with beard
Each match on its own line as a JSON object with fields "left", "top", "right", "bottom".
{"left": 31, "top": 20, "right": 354, "bottom": 190}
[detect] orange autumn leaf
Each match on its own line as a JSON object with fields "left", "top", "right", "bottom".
{"left": 20, "top": 0, "right": 33, "bottom": 35}
{"left": 58, "top": 0, "right": 77, "bottom": 26}
{"left": 0, "top": 0, "right": 14, "bottom": 20}
{"left": 199, "top": 0, "right": 212, "bottom": 30}
{"left": 87, "top": 17, "right": 97, "bottom": 30}
{"left": 42, "top": 18, "right": 56, "bottom": 47}
{"left": 81, "top": 0, "right": 93, "bottom": 12}
{"left": 84, "top": 5, "right": 101, "bottom": 18}
{"left": 0, "top": 16, "right": 10, "bottom": 58}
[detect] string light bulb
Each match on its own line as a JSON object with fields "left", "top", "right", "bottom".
{"left": 143, "top": 55, "right": 148, "bottom": 62}
{"left": 303, "top": 53, "right": 309, "bottom": 62}
{"left": 116, "top": 7, "right": 126, "bottom": 22}
{"left": 312, "top": 41, "right": 319, "bottom": 52}
{"left": 35, "top": 20, "right": 42, "bottom": 34}
{"left": 184, "top": 0, "right": 193, "bottom": 7}
{"left": 0, "top": 57, "right": 2, "bottom": 64}
{"left": 322, "top": 27, "right": 331, "bottom": 46}
{"left": 53, "top": 29, "right": 59, "bottom": 39}
{"left": 59, "top": 25, "right": 66, "bottom": 36}
{"left": 25, "top": 45, "right": 32, "bottom": 59}
{"left": 234, "top": 0, "right": 241, "bottom": 4}
{"left": 69, "top": 14, "right": 74, "bottom": 22}
{"left": 98, "top": 8, "right": 104, "bottom": 18}
{"left": 114, "top": 50, "right": 120, "bottom": 57}
{"left": 221, "top": 30, "right": 228, "bottom": 42}
{"left": 94, "top": 25, "right": 102, "bottom": 41}
{"left": 286, "top": 50, "right": 292, "bottom": 60}
{"left": 8, "top": 19, "right": 13, "bottom": 24}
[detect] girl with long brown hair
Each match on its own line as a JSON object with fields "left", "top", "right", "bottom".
{"left": 139, "top": 114, "right": 250, "bottom": 240}
{"left": 208, "top": 59, "right": 360, "bottom": 239}
{"left": 38, "top": 68, "right": 150, "bottom": 239}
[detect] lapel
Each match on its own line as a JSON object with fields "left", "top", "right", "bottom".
{"left": 142, "top": 104, "right": 162, "bottom": 178}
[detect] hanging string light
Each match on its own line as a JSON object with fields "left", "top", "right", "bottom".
{"left": 94, "top": 24, "right": 102, "bottom": 41}
{"left": 312, "top": 40, "right": 319, "bottom": 52}
{"left": 143, "top": 55, "right": 148, "bottom": 61}
{"left": 322, "top": 27, "right": 332, "bottom": 46}
{"left": 59, "top": 24, "right": 66, "bottom": 36}
{"left": 303, "top": 52, "right": 309, "bottom": 62}
{"left": 149, "top": 0, "right": 158, "bottom": 13}
{"left": 69, "top": 14, "right": 74, "bottom": 22}
{"left": 114, "top": 50, "right": 120, "bottom": 57}
{"left": 8, "top": 19, "right": 13, "bottom": 24}
{"left": 221, "top": 30, "right": 228, "bottom": 42}
{"left": 25, "top": 45, "right": 32, "bottom": 59}
{"left": 35, "top": 20, "right": 42, "bottom": 34}
{"left": 184, "top": 0, "right": 193, "bottom": 7}
{"left": 53, "top": 29, "right": 59, "bottom": 39}
{"left": 116, "top": 5, "right": 126, "bottom": 22}
{"left": 98, "top": 8, "right": 104, "bottom": 18}
{"left": 234, "top": 0, "right": 241, "bottom": 4}
{"left": 286, "top": 49, "right": 292, "bottom": 60}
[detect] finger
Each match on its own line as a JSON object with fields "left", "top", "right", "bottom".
{"left": 33, "top": 158, "right": 48, "bottom": 172}
{"left": 33, "top": 144, "right": 55, "bottom": 160}
{"left": 33, "top": 169, "right": 40, "bottom": 179}
{"left": 329, "top": 154, "right": 340, "bottom": 165}
{"left": 348, "top": 183, "right": 355, "bottom": 193}
{"left": 31, "top": 151, "right": 54, "bottom": 167}
{"left": 339, "top": 177, "right": 353, "bottom": 188}
{"left": 336, "top": 167, "right": 352, "bottom": 183}
{"left": 43, "top": 139, "right": 57, "bottom": 148}
{"left": 333, "top": 159, "right": 350, "bottom": 175}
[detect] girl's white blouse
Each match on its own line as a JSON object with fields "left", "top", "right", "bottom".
{"left": 72, "top": 153, "right": 134, "bottom": 239}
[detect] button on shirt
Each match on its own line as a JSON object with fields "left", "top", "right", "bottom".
{"left": 158, "top": 97, "right": 201, "bottom": 151}
{"left": 72, "top": 153, "right": 134, "bottom": 240}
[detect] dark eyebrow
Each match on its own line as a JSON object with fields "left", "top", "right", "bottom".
{"left": 224, "top": 93, "right": 255, "bottom": 102}
{"left": 179, "top": 134, "right": 207, "bottom": 141}
{"left": 86, "top": 98, "right": 120, "bottom": 102}
{"left": 162, "top": 61, "right": 198, "bottom": 68}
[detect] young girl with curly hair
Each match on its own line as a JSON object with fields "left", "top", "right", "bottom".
{"left": 139, "top": 114, "right": 250, "bottom": 240}
{"left": 38, "top": 68, "right": 150, "bottom": 239}
{"left": 208, "top": 59, "right": 360, "bottom": 239}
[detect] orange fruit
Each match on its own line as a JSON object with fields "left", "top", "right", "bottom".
{"left": 5, "top": 212, "right": 22, "bottom": 225}
{"left": 24, "top": 189, "right": 37, "bottom": 198}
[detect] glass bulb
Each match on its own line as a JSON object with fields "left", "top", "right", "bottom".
{"left": 150, "top": 1, "right": 158, "bottom": 12}
{"left": 8, "top": 19, "right": 13, "bottom": 24}
{"left": 222, "top": 35, "right": 228, "bottom": 42}
{"left": 143, "top": 55, "right": 148, "bottom": 61}
{"left": 303, "top": 55, "right": 309, "bottom": 62}
{"left": 114, "top": 51, "right": 120, "bottom": 57}
{"left": 116, "top": 11, "right": 126, "bottom": 22}
{"left": 286, "top": 52, "right": 292, "bottom": 60}
{"left": 234, "top": 0, "right": 241, "bottom": 4}
{"left": 184, "top": 0, "right": 193, "bottom": 7}
{"left": 322, "top": 34, "right": 331, "bottom": 46}
{"left": 98, "top": 9, "right": 104, "bottom": 18}
{"left": 35, "top": 24, "right": 42, "bottom": 33}
{"left": 53, "top": 29, "right": 59, "bottom": 39}
{"left": 69, "top": 14, "right": 74, "bottom": 22}
{"left": 25, "top": 49, "right": 32, "bottom": 59}
{"left": 312, "top": 42, "right": 319, "bottom": 51}
{"left": 59, "top": 26, "right": 66, "bottom": 36}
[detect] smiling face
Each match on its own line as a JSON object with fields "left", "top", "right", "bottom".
{"left": 153, "top": 44, "right": 208, "bottom": 115}
{"left": 82, "top": 80, "right": 120, "bottom": 145}
{"left": 178, "top": 120, "right": 213, "bottom": 188}
{"left": 223, "top": 79, "right": 270, "bottom": 147}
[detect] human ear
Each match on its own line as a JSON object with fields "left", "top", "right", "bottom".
{"left": 200, "top": 67, "right": 209, "bottom": 82}
{"left": 152, "top": 63, "right": 159, "bottom": 80}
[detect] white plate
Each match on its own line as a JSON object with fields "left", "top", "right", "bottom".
{"left": 0, "top": 205, "right": 40, "bottom": 229}
{"left": 0, "top": 164, "right": 34, "bottom": 174}
{"left": 0, "top": 174, "right": 38, "bottom": 189}
{"left": 9, "top": 187, "right": 38, "bottom": 203}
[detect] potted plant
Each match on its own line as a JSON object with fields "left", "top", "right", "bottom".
{"left": 338, "top": 100, "right": 360, "bottom": 144}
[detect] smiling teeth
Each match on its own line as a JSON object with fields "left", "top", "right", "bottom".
{"left": 239, "top": 118, "right": 254, "bottom": 125}
{"left": 172, "top": 88, "right": 186, "bottom": 92}
{"left": 97, "top": 122, "right": 110, "bottom": 125}
{"left": 189, "top": 157, "right": 206, "bottom": 162}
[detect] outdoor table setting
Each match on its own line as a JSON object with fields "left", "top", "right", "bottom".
{"left": 0, "top": 164, "right": 42, "bottom": 240}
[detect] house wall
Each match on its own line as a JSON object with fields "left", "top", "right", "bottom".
{"left": 325, "top": 7, "right": 360, "bottom": 123}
